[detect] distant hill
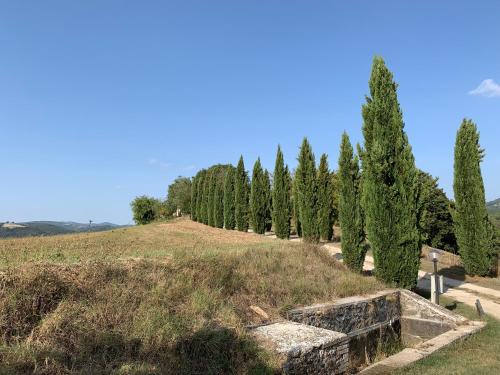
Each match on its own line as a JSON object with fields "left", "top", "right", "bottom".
{"left": 487, "top": 198, "right": 500, "bottom": 214}
{"left": 0, "top": 221, "right": 127, "bottom": 238}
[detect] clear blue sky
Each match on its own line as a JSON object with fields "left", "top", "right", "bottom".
{"left": 1, "top": 1, "right": 499, "bottom": 225}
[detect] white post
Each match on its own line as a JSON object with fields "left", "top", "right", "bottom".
{"left": 431, "top": 274, "right": 438, "bottom": 304}
{"left": 439, "top": 275, "right": 445, "bottom": 294}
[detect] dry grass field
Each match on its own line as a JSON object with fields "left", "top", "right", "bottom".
{"left": 0, "top": 218, "right": 383, "bottom": 374}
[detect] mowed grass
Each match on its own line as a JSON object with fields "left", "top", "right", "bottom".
{"left": 391, "top": 295, "right": 500, "bottom": 375}
{"left": 0, "top": 219, "right": 384, "bottom": 374}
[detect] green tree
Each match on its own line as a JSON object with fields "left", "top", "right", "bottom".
{"left": 190, "top": 176, "right": 198, "bottom": 221}
{"left": 453, "top": 119, "right": 494, "bottom": 275}
{"left": 330, "top": 172, "right": 340, "bottom": 226}
{"left": 292, "top": 172, "right": 302, "bottom": 237}
{"left": 201, "top": 172, "right": 210, "bottom": 225}
{"left": 419, "top": 171, "right": 457, "bottom": 253}
{"left": 196, "top": 170, "right": 206, "bottom": 223}
{"left": 338, "top": 133, "right": 366, "bottom": 272}
{"left": 223, "top": 167, "right": 236, "bottom": 230}
{"left": 250, "top": 158, "right": 268, "bottom": 234}
{"left": 317, "top": 153, "right": 334, "bottom": 241}
{"left": 296, "top": 138, "right": 319, "bottom": 243}
{"left": 264, "top": 169, "right": 273, "bottom": 232}
{"left": 166, "top": 177, "right": 192, "bottom": 216}
{"left": 272, "top": 146, "right": 291, "bottom": 239}
{"left": 361, "top": 57, "right": 421, "bottom": 288}
{"left": 130, "top": 195, "right": 160, "bottom": 225}
{"left": 207, "top": 172, "right": 216, "bottom": 227}
{"left": 213, "top": 167, "right": 225, "bottom": 228}
{"left": 235, "top": 156, "right": 250, "bottom": 232}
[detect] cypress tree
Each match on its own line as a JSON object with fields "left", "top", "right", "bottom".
{"left": 214, "top": 167, "right": 225, "bottom": 228}
{"left": 207, "top": 171, "right": 216, "bottom": 227}
{"left": 196, "top": 171, "right": 205, "bottom": 223}
{"left": 331, "top": 172, "right": 339, "bottom": 226}
{"left": 250, "top": 158, "right": 268, "bottom": 234}
{"left": 296, "top": 137, "right": 319, "bottom": 243}
{"left": 317, "top": 153, "right": 334, "bottom": 241}
{"left": 235, "top": 156, "right": 249, "bottom": 232}
{"left": 190, "top": 176, "right": 198, "bottom": 221}
{"left": 264, "top": 169, "right": 273, "bottom": 232}
{"left": 453, "top": 119, "right": 493, "bottom": 276}
{"left": 292, "top": 173, "right": 302, "bottom": 237}
{"left": 201, "top": 172, "right": 210, "bottom": 224}
{"left": 223, "top": 167, "right": 236, "bottom": 230}
{"left": 272, "top": 146, "right": 291, "bottom": 239}
{"left": 338, "top": 132, "right": 366, "bottom": 272}
{"left": 361, "top": 56, "right": 421, "bottom": 288}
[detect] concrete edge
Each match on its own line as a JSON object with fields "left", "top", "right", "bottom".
{"left": 400, "top": 289, "right": 468, "bottom": 325}
{"left": 287, "top": 289, "right": 400, "bottom": 315}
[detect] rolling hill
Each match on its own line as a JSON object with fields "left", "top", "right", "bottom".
{"left": 0, "top": 220, "right": 126, "bottom": 238}
{"left": 487, "top": 198, "right": 500, "bottom": 214}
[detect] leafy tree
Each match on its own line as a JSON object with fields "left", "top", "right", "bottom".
{"left": 361, "top": 57, "right": 421, "bottom": 288}
{"left": 130, "top": 196, "right": 160, "bottom": 225}
{"left": 190, "top": 176, "right": 198, "bottom": 221}
{"left": 296, "top": 137, "right": 319, "bottom": 243}
{"left": 235, "top": 156, "right": 250, "bottom": 232}
{"left": 272, "top": 146, "right": 291, "bottom": 239}
{"left": 338, "top": 133, "right": 366, "bottom": 272}
{"left": 453, "top": 119, "right": 494, "bottom": 275}
{"left": 223, "top": 167, "right": 236, "bottom": 230}
{"left": 419, "top": 171, "right": 458, "bottom": 253}
{"left": 317, "top": 153, "right": 334, "bottom": 241}
{"left": 166, "top": 177, "right": 192, "bottom": 216}
{"left": 250, "top": 158, "right": 268, "bottom": 234}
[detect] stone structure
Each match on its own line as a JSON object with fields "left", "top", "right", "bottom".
{"left": 252, "top": 322, "right": 349, "bottom": 374}
{"left": 250, "top": 289, "right": 485, "bottom": 374}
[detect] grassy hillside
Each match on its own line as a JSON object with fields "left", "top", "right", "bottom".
{"left": 487, "top": 198, "right": 500, "bottom": 214}
{"left": 0, "top": 221, "right": 125, "bottom": 239}
{"left": 0, "top": 219, "right": 383, "bottom": 374}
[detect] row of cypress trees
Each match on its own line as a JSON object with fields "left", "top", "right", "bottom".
{"left": 191, "top": 56, "right": 495, "bottom": 288}
{"left": 190, "top": 144, "right": 338, "bottom": 241}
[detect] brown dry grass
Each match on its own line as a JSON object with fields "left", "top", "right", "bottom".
{"left": 0, "top": 218, "right": 384, "bottom": 374}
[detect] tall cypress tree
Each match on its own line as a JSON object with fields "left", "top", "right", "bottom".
{"left": 338, "top": 133, "right": 366, "bottom": 273}
{"left": 196, "top": 171, "right": 205, "bottom": 223}
{"left": 317, "top": 153, "right": 334, "bottom": 241}
{"left": 223, "top": 167, "right": 236, "bottom": 230}
{"left": 214, "top": 168, "right": 225, "bottom": 228}
{"left": 235, "top": 156, "right": 249, "bottom": 232}
{"left": 201, "top": 172, "right": 210, "bottom": 224}
{"left": 296, "top": 137, "right": 319, "bottom": 243}
{"left": 361, "top": 57, "right": 421, "bottom": 288}
{"left": 207, "top": 171, "right": 216, "bottom": 227}
{"left": 272, "top": 146, "right": 291, "bottom": 239}
{"left": 264, "top": 169, "right": 273, "bottom": 232}
{"left": 250, "top": 158, "right": 268, "bottom": 234}
{"left": 190, "top": 176, "right": 198, "bottom": 221}
{"left": 292, "top": 173, "right": 302, "bottom": 237}
{"left": 454, "top": 119, "right": 493, "bottom": 276}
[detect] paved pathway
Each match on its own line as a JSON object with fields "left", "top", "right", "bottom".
{"left": 322, "top": 242, "right": 500, "bottom": 320}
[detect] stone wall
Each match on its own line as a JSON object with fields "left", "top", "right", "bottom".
{"left": 286, "top": 290, "right": 401, "bottom": 334}
{"left": 252, "top": 322, "right": 349, "bottom": 374}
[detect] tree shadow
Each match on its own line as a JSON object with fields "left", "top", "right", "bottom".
{"left": 174, "top": 326, "right": 276, "bottom": 375}
{"left": 438, "top": 265, "right": 467, "bottom": 282}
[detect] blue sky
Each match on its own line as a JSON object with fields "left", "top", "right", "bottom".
{"left": 1, "top": 1, "right": 499, "bottom": 225}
